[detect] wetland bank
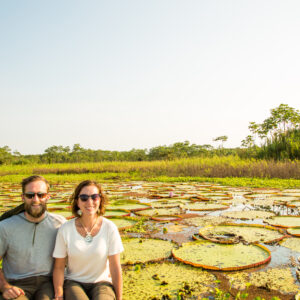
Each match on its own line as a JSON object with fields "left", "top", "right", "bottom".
{"left": 1, "top": 174, "right": 300, "bottom": 299}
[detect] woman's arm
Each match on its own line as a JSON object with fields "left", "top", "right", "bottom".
{"left": 53, "top": 257, "right": 66, "bottom": 300}
{"left": 108, "top": 253, "right": 122, "bottom": 300}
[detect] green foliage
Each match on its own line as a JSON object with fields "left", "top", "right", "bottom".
{"left": 213, "top": 135, "right": 229, "bottom": 149}
{"left": 244, "top": 104, "right": 300, "bottom": 160}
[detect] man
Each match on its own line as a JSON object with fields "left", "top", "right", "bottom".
{"left": 0, "top": 175, "right": 66, "bottom": 300}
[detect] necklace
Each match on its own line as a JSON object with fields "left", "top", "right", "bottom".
{"left": 79, "top": 217, "right": 98, "bottom": 243}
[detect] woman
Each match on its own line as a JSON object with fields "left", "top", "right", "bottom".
{"left": 53, "top": 180, "right": 123, "bottom": 300}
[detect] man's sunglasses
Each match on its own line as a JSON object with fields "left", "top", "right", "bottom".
{"left": 78, "top": 194, "right": 101, "bottom": 201}
{"left": 24, "top": 192, "right": 48, "bottom": 199}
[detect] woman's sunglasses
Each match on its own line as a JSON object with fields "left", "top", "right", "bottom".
{"left": 24, "top": 192, "right": 48, "bottom": 199}
{"left": 78, "top": 194, "right": 101, "bottom": 202}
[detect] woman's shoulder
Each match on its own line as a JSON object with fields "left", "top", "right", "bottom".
{"left": 102, "top": 217, "right": 118, "bottom": 231}
{"left": 58, "top": 217, "right": 76, "bottom": 232}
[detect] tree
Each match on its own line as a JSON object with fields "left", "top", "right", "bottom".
{"left": 243, "top": 104, "right": 300, "bottom": 160}
{"left": 0, "top": 146, "right": 13, "bottom": 164}
{"left": 43, "top": 145, "right": 70, "bottom": 163}
{"left": 213, "top": 136, "right": 228, "bottom": 148}
{"left": 248, "top": 104, "right": 300, "bottom": 143}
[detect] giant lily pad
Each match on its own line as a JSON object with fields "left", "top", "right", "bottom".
{"left": 183, "top": 202, "right": 229, "bottom": 211}
{"left": 198, "top": 224, "right": 285, "bottom": 244}
{"left": 107, "top": 200, "right": 150, "bottom": 212}
{"left": 280, "top": 237, "right": 300, "bottom": 252}
{"left": 172, "top": 240, "right": 271, "bottom": 271}
{"left": 104, "top": 209, "right": 130, "bottom": 218}
{"left": 123, "top": 262, "right": 216, "bottom": 300}
{"left": 135, "top": 207, "right": 182, "bottom": 217}
{"left": 151, "top": 199, "right": 190, "bottom": 208}
{"left": 265, "top": 216, "right": 300, "bottom": 228}
{"left": 110, "top": 217, "right": 138, "bottom": 230}
{"left": 184, "top": 216, "right": 228, "bottom": 227}
{"left": 287, "top": 227, "right": 300, "bottom": 237}
{"left": 54, "top": 210, "right": 73, "bottom": 219}
{"left": 121, "top": 238, "right": 175, "bottom": 264}
{"left": 222, "top": 210, "right": 275, "bottom": 220}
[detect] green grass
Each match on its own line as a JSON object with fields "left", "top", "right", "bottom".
{"left": 0, "top": 173, "right": 299, "bottom": 189}
{"left": 0, "top": 156, "right": 299, "bottom": 179}
{"left": 0, "top": 157, "right": 299, "bottom": 188}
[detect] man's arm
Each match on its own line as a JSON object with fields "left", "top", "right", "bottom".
{"left": 0, "top": 256, "right": 25, "bottom": 299}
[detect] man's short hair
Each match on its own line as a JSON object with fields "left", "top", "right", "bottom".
{"left": 21, "top": 175, "right": 50, "bottom": 194}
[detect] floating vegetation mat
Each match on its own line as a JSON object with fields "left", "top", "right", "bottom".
{"left": 287, "top": 227, "right": 300, "bottom": 237}
{"left": 121, "top": 238, "right": 175, "bottom": 265}
{"left": 182, "top": 202, "right": 229, "bottom": 211}
{"left": 265, "top": 216, "right": 300, "bottom": 228}
{"left": 172, "top": 240, "right": 271, "bottom": 271}
{"left": 222, "top": 210, "right": 275, "bottom": 220}
{"left": 280, "top": 237, "right": 300, "bottom": 252}
{"left": 226, "top": 267, "right": 300, "bottom": 294}
{"left": 110, "top": 217, "right": 138, "bottom": 230}
{"left": 123, "top": 262, "right": 216, "bottom": 300}
{"left": 198, "top": 224, "right": 285, "bottom": 244}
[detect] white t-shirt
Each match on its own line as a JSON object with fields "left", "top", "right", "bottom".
{"left": 53, "top": 217, "right": 123, "bottom": 283}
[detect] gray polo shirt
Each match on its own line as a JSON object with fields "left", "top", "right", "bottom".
{"left": 0, "top": 212, "right": 65, "bottom": 280}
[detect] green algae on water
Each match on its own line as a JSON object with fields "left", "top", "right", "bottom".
{"left": 121, "top": 238, "right": 175, "bottom": 264}
{"left": 123, "top": 262, "right": 216, "bottom": 300}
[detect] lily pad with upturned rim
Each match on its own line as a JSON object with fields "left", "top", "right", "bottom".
{"left": 104, "top": 209, "right": 130, "bottom": 218}
{"left": 107, "top": 200, "right": 151, "bottom": 212}
{"left": 287, "top": 227, "right": 300, "bottom": 237}
{"left": 172, "top": 240, "right": 271, "bottom": 271}
{"left": 264, "top": 216, "right": 300, "bottom": 228}
{"left": 280, "top": 237, "right": 300, "bottom": 252}
{"left": 182, "top": 202, "right": 229, "bottom": 211}
{"left": 135, "top": 207, "right": 182, "bottom": 217}
{"left": 222, "top": 210, "right": 275, "bottom": 220}
{"left": 198, "top": 223, "right": 285, "bottom": 244}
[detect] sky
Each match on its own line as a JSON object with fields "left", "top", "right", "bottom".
{"left": 1, "top": 1, "right": 300, "bottom": 155}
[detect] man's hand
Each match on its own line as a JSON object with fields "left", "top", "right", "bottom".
{"left": 2, "top": 285, "right": 25, "bottom": 299}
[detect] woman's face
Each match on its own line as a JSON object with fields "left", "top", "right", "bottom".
{"left": 77, "top": 185, "right": 101, "bottom": 217}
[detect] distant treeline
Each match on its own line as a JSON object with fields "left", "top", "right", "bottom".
{"left": 1, "top": 104, "right": 299, "bottom": 164}
{"left": 0, "top": 142, "right": 237, "bottom": 165}
{"left": 0, "top": 132, "right": 299, "bottom": 165}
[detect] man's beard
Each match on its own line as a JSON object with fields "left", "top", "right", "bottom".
{"left": 24, "top": 202, "right": 47, "bottom": 218}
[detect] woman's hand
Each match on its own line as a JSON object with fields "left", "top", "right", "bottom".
{"left": 53, "top": 257, "right": 66, "bottom": 300}
{"left": 109, "top": 253, "right": 123, "bottom": 300}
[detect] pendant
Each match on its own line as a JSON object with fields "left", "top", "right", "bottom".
{"left": 85, "top": 234, "right": 93, "bottom": 243}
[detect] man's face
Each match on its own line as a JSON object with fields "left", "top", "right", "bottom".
{"left": 22, "top": 180, "right": 49, "bottom": 219}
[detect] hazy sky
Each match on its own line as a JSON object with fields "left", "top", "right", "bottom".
{"left": 1, "top": 1, "right": 299, "bottom": 154}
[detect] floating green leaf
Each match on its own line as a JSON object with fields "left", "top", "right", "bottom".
{"left": 172, "top": 240, "right": 271, "bottom": 270}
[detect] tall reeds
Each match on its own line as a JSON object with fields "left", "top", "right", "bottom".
{"left": 0, "top": 156, "right": 299, "bottom": 179}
